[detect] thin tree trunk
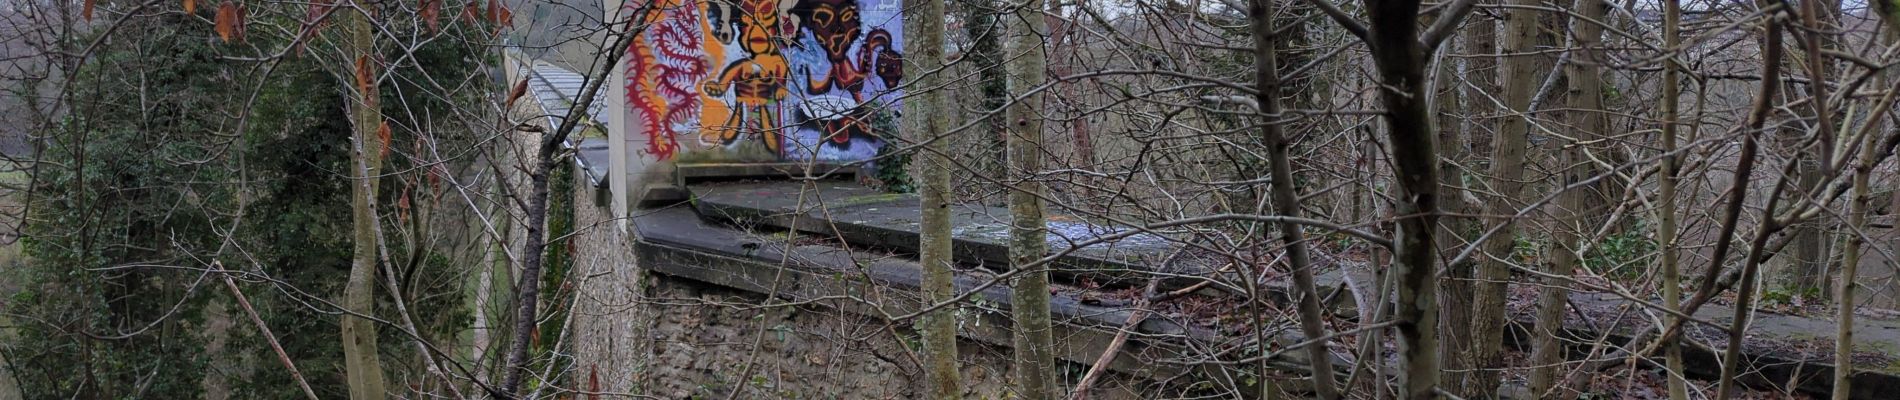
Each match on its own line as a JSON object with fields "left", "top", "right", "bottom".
{"left": 1337, "top": 0, "right": 1479, "bottom": 396}
{"left": 1529, "top": 1, "right": 1606, "bottom": 395}
{"left": 907, "top": 0, "right": 961, "bottom": 395}
{"left": 498, "top": 151, "right": 555, "bottom": 397}
{"left": 496, "top": 14, "right": 643, "bottom": 396}
{"left": 1432, "top": 22, "right": 1476, "bottom": 394}
{"left": 1004, "top": 0, "right": 1056, "bottom": 395}
{"left": 216, "top": 261, "right": 321, "bottom": 400}
{"left": 1786, "top": 0, "right": 1841, "bottom": 301}
{"left": 1658, "top": 1, "right": 1688, "bottom": 398}
{"left": 340, "top": 5, "right": 390, "bottom": 398}
{"left": 1833, "top": 91, "right": 1879, "bottom": 400}
{"left": 1467, "top": 0, "right": 1535, "bottom": 396}
{"left": 1834, "top": 15, "right": 1896, "bottom": 400}
{"left": 1252, "top": 0, "right": 1338, "bottom": 397}
{"left": 1713, "top": 9, "right": 1784, "bottom": 400}
{"left": 958, "top": 0, "right": 1008, "bottom": 193}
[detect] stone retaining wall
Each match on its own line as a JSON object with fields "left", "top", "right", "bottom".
{"left": 563, "top": 178, "right": 1154, "bottom": 399}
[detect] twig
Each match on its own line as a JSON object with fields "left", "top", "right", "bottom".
{"left": 1071, "top": 279, "right": 1161, "bottom": 399}
{"left": 212, "top": 261, "right": 320, "bottom": 400}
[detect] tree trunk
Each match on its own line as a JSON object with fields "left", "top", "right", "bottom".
{"left": 1004, "top": 0, "right": 1057, "bottom": 396}
{"left": 907, "top": 0, "right": 961, "bottom": 396}
{"left": 1252, "top": 0, "right": 1339, "bottom": 397}
{"left": 1833, "top": 84, "right": 1880, "bottom": 400}
{"left": 1351, "top": 1, "right": 1472, "bottom": 396}
{"left": 1658, "top": 1, "right": 1688, "bottom": 398}
{"left": 1467, "top": 0, "right": 1536, "bottom": 396}
{"left": 1529, "top": 1, "right": 1605, "bottom": 396}
{"left": 1432, "top": 20, "right": 1475, "bottom": 394}
{"left": 1714, "top": 9, "right": 1783, "bottom": 400}
{"left": 340, "top": 6, "right": 390, "bottom": 399}
{"left": 496, "top": 15, "right": 640, "bottom": 396}
{"left": 958, "top": 0, "right": 1009, "bottom": 197}
{"left": 1784, "top": 0, "right": 1841, "bottom": 301}
{"left": 1835, "top": 11, "right": 1897, "bottom": 400}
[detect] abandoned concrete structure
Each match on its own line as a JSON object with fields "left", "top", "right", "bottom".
{"left": 504, "top": 24, "right": 1900, "bottom": 397}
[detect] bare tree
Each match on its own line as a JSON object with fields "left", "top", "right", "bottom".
{"left": 1311, "top": 0, "right": 1477, "bottom": 397}
{"left": 907, "top": 0, "right": 962, "bottom": 394}
{"left": 1528, "top": 0, "right": 1607, "bottom": 395}
{"left": 341, "top": 5, "right": 392, "bottom": 397}
{"left": 1252, "top": 0, "right": 1338, "bottom": 397}
{"left": 1004, "top": 0, "right": 1057, "bottom": 396}
{"left": 1656, "top": 1, "right": 1687, "bottom": 398}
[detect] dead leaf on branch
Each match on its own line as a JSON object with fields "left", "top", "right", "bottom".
{"left": 214, "top": 1, "right": 238, "bottom": 42}
{"left": 504, "top": 77, "right": 529, "bottom": 110}
{"left": 377, "top": 120, "right": 393, "bottom": 158}
{"left": 421, "top": 0, "right": 441, "bottom": 33}
{"left": 462, "top": 1, "right": 482, "bottom": 26}
{"left": 355, "top": 55, "right": 377, "bottom": 96}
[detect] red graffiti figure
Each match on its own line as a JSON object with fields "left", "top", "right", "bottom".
{"left": 626, "top": 0, "right": 707, "bottom": 160}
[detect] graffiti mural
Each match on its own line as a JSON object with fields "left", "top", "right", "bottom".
{"left": 624, "top": 0, "right": 903, "bottom": 163}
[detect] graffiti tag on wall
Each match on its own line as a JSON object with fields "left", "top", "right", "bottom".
{"left": 625, "top": 0, "right": 903, "bottom": 163}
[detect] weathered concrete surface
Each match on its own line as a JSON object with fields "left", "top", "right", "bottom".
{"left": 632, "top": 273, "right": 1161, "bottom": 399}
{"left": 632, "top": 206, "right": 1348, "bottom": 396}
{"left": 1534, "top": 291, "right": 1900, "bottom": 399}
{"left": 688, "top": 181, "right": 1199, "bottom": 288}
{"left": 567, "top": 174, "right": 1900, "bottom": 398}
{"left": 684, "top": 180, "right": 1900, "bottom": 398}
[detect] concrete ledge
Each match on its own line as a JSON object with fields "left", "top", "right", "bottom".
{"left": 632, "top": 207, "right": 1340, "bottom": 394}
{"left": 637, "top": 184, "right": 1900, "bottom": 398}
{"left": 676, "top": 163, "right": 859, "bottom": 181}
{"left": 687, "top": 181, "right": 1215, "bottom": 291}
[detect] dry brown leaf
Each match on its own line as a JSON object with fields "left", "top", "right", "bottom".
{"left": 234, "top": 4, "right": 247, "bottom": 41}
{"left": 396, "top": 189, "right": 412, "bottom": 223}
{"left": 377, "top": 120, "right": 392, "bottom": 158}
{"left": 83, "top": 0, "right": 94, "bottom": 21}
{"left": 421, "top": 0, "right": 440, "bottom": 33}
{"left": 354, "top": 55, "right": 375, "bottom": 95}
{"left": 504, "top": 77, "right": 529, "bottom": 110}
{"left": 462, "top": 1, "right": 482, "bottom": 25}
{"left": 291, "top": 28, "right": 308, "bottom": 57}
{"left": 214, "top": 2, "right": 236, "bottom": 42}
{"left": 307, "top": 1, "right": 329, "bottom": 26}
{"left": 183, "top": 0, "right": 195, "bottom": 14}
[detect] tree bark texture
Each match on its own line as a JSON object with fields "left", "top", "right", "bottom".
{"left": 1252, "top": 0, "right": 1339, "bottom": 397}
{"left": 341, "top": 6, "right": 390, "bottom": 399}
{"left": 1465, "top": 1, "right": 1538, "bottom": 396}
{"left": 1005, "top": 0, "right": 1057, "bottom": 396}
{"left": 1529, "top": 1, "right": 1606, "bottom": 396}
{"left": 1658, "top": 1, "right": 1688, "bottom": 398}
{"left": 906, "top": 0, "right": 962, "bottom": 395}
{"left": 1358, "top": 1, "right": 1461, "bottom": 397}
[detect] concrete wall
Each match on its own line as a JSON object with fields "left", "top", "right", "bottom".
{"left": 561, "top": 177, "right": 1162, "bottom": 398}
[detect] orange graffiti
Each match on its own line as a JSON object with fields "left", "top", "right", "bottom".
{"left": 702, "top": 0, "right": 789, "bottom": 155}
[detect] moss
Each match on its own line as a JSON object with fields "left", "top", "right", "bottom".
{"left": 826, "top": 192, "right": 909, "bottom": 209}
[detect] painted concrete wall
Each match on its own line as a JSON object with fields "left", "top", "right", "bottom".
{"left": 622, "top": 0, "right": 903, "bottom": 163}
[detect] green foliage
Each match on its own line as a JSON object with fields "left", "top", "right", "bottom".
{"left": 5, "top": 14, "right": 227, "bottom": 399}
{"left": 871, "top": 102, "right": 914, "bottom": 193}
{"left": 4, "top": 6, "right": 485, "bottom": 398}
{"left": 1584, "top": 223, "right": 1658, "bottom": 280}
{"left": 1513, "top": 236, "right": 1546, "bottom": 265}
{"left": 531, "top": 162, "right": 577, "bottom": 387}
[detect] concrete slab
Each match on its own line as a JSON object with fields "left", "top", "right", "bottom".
{"left": 687, "top": 181, "right": 1203, "bottom": 289}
